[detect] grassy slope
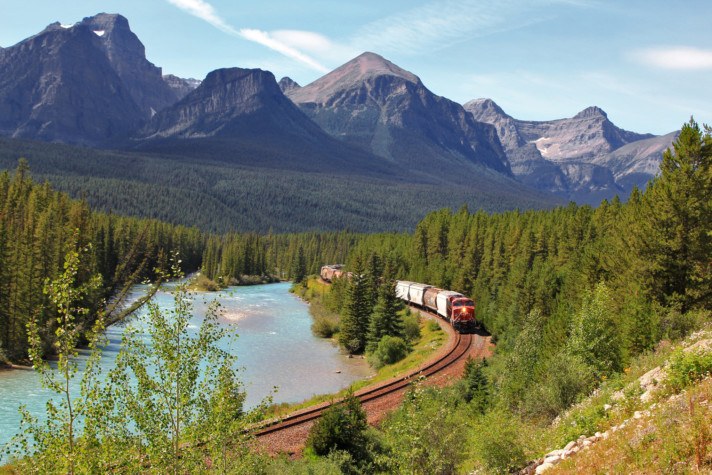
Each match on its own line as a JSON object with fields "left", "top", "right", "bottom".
{"left": 505, "top": 328, "right": 712, "bottom": 474}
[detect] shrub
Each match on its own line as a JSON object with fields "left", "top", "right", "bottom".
{"left": 402, "top": 312, "right": 421, "bottom": 344}
{"left": 306, "top": 391, "right": 370, "bottom": 467}
{"left": 472, "top": 409, "right": 528, "bottom": 474}
{"left": 665, "top": 347, "right": 712, "bottom": 393}
{"left": 190, "top": 273, "right": 222, "bottom": 291}
{"left": 312, "top": 315, "right": 340, "bottom": 339}
{"left": 380, "top": 386, "right": 467, "bottom": 474}
{"left": 368, "top": 336, "right": 408, "bottom": 369}
{"left": 427, "top": 319, "right": 441, "bottom": 332}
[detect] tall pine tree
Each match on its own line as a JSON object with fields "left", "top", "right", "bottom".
{"left": 339, "top": 257, "right": 370, "bottom": 354}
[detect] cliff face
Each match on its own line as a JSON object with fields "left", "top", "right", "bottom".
{"left": 78, "top": 13, "right": 178, "bottom": 117}
{"left": 141, "top": 67, "right": 326, "bottom": 140}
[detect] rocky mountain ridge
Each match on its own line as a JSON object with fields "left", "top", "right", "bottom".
{"left": 464, "top": 99, "right": 676, "bottom": 202}
{"left": 287, "top": 52, "right": 510, "bottom": 179}
{"left": 0, "top": 13, "right": 675, "bottom": 204}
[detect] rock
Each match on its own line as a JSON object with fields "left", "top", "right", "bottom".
{"left": 536, "top": 462, "right": 555, "bottom": 474}
{"left": 544, "top": 455, "right": 560, "bottom": 464}
{"left": 602, "top": 431, "right": 610, "bottom": 440}
{"left": 546, "top": 449, "right": 566, "bottom": 458}
{"left": 335, "top": 370, "right": 341, "bottom": 373}
{"left": 604, "top": 403, "right": 612, "bottom": 411}
{"left": 634, "top": 411, "right": 643, "bottom": 419}
{"left": 639, "top": 366, "right": 665, "bottom": 401}
{"left": 583, "top": 439, "right": 592, "bottom": 447}
{"left": 578, "top": 434, "right": 587, "bottom": 440}
{"left": 595, "top": 432, "right": 602, "bottom": 438}
{"left": 564, "top": 441, "right": 577, "bottom": 451}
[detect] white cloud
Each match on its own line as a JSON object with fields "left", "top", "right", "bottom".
{"left": 351, "top": 0, "right": 584, "bottom": 54}
{"left": 165, "top": 0, "right": 329, "bottom": 72}
{"left": 633, "top": 46, "right": 712, "bottom": 70}
{"left": 166, "top": 0, "right": 236, "bottom": 34}
{"left": 238, "top": 29, "right": 330, "bottom": 73}
{"left": 270, "top": 30, "right": 359, "bottom": 63}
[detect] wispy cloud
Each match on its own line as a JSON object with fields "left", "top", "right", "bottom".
{"left": 239, "top": 29, "right": 330, "bottom": 73}
{"left": 166, "top": 0, "right": 236, "bottom": 34}
{"left": 165, "top": 0, "right": 328, "bottom": 72}
{"left": 351, "top": 0, "right": 589, "bottom": 54}
{"left": 632, "top": 46, "right": 712, "bottom": 70}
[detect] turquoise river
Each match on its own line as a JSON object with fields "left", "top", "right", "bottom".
{"left": 0, "top": 281, "right": 372, "bottom": 455}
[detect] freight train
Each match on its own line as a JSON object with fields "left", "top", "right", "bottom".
{"left": 395, "top": 281, "right": 477, "bottom": 333}
{"left": 319, "top": 265, "right": 477, "bottom": 334}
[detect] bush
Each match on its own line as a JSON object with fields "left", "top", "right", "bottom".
{"left": 521, "top": 352, "right": 596, "bottom": 420}
{"left": 306, "top": 392, "right": 370, "bottom": 467}
{"left": 427, "top": 319, "right": 441, "bottom": 332}
{"left": 665, "top": 347, "right": 712, "bottom": 393}
{"left": 472, "top": 409, "right": 528, "bottom": 474}
{"left": 190, "top": 273, "right": 222, "bottom": 291}
{"left": 312, "top": 314, "right": 340, "bottom": 338}
{"left": 402, "top": 312, "right": 421, "bottom": 344}
{"left": 368, "top": 336, "right": 408, "bottom": 369}
{"left": 380, "top": 386, "right": 467, "bottom": 474}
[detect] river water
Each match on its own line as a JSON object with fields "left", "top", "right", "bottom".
{"left": 0, "top": 282, "right": 371, "bottom": 453}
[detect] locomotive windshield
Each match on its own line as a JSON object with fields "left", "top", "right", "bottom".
{"left": 453, "top": 299, "right": 474, "bottom": 307}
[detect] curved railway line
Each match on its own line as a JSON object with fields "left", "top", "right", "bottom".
{"left": 256, "top": 308, "right": 489, "bottom": 453}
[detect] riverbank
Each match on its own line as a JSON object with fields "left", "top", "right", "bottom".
{"left": 189, "top": 273, "right": 281, "bottom": 292}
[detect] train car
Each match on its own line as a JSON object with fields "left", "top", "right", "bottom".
{"left": 336, "top": 272, "right": 478, "bottom": 333}
{"left": 395, "top": 281, "right": 414, "bottom": 301}
{"left": 422, "top": 287, "right": 443, "bottom": 314}
{"left": 436, "top": 291, "right": 477, "bottom": 332}
{"left": 407, "top": 282, "right": 432, "bottom": 307}
{"left": 320, "top": 264, "right": 344, "bottom": 282}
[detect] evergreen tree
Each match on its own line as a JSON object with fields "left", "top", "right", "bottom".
{"left": 462, "top": 357, "right": 489, "bottom": 413}
{"left": 366, "top": 264, "right": 404, "bottom": 353}
{"left": 306, "top": 391, "right": 369, "bottom": 465}
{"left": 339, "top": 257, "right": 370, "bottom": 354}
{"left": 291, "top": 245, "right": 307, "bottom": 284}
{"left": 567, "top": 283, "right": 622, "bottom": 377}
{"left": 632, "top": 119, "right": 711, "bottom": 311}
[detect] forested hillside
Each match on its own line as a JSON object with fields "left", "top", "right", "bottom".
{"left": 0, "top": 137, "right": 561, "bottom": 233}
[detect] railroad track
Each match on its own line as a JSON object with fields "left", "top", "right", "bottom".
{"left": 256, "top": 316, "right": 474, "bottom": 438}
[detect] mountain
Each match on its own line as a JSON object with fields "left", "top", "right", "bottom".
{"left": 593, "top": 131, "right": 678, "bottom": 191}
{"left": 0, "top": 20, "right": 143, "bottom": 144}
{"left": 163, "top": 74, "right": 201, "bottom": 100}
{"left": 0, "top": 13, "right": 179, "bottom": 144}
{"left": 464, "top": 99, "right": 675, "bottom": 202}
{"left": 135, "top": 67, "right": 398, "bottom": 175}
{"left": 278, "top": 76, "right": 300, "bottom": 94}
{"left": 286, "top": 52, "right": 510, "bottom": 180}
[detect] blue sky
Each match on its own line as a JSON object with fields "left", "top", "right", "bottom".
{"left": 1, "top": 0, "right": 710, "bottom": 134}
